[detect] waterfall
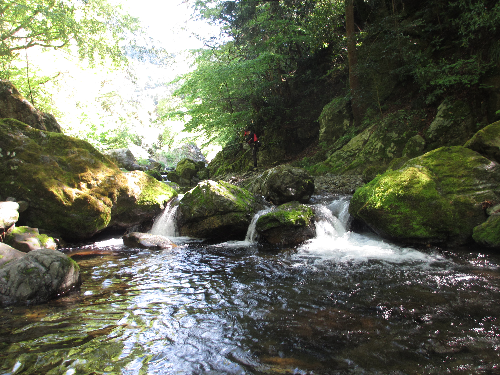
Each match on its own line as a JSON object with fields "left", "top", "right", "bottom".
{"left": 244, "top": 207, "right": 273, "bottom": 243}
{"left": 150, "top": 197, "right": 181, "bottom": 237}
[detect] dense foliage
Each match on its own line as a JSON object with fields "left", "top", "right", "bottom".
{"left": 168, "top": 0, "right": 500, "bottom": 150}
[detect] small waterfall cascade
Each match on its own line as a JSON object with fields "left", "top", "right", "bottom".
{"left": 313, "top": 196, "right": 351, "bottom": 239}
{"left": 150, "top": 196, "right": 182, "bottom": 237}
{"left": 244, "top": 207, "right": 273, "bottom": 243}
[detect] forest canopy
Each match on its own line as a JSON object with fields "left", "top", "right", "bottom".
{"left": 166, "top": 0, "right": 500, "bottom": 147}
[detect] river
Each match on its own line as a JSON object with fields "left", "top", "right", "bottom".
{"left": 0, "top": 195, "right": 499, "bottom": 374}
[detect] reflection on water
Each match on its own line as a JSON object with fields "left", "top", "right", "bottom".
{"left": 0, "top": 196, "right": 499, "bottom": 374}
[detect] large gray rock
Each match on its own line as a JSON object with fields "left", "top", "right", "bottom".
{"left": 243, "top": 165, "right": 315, "bottom": 205}
{"left": 0, "top": 249, "right": 81, "bottom": 306}
{"left": 105, "top": 148, "right": 144, "bottom": 171}
{"left": 0, "top": 80, "right": 62, "bottom": 133}
{"left": 256, "top": 202, "right": 316, "bottom": 246}
{"left": 0, "top": 243, "right": 25, "bottom": 267}
{"left": 0, "top": 201, "right": 19, "bottom": 232}
{"left": 178, "top": 180, "right": 263, "bottom": 240}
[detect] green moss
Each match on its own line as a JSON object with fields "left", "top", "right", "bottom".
{"left": 472, "top": 215, "right": 500, "bottom": 248}
{"left": 256, "top": 202, "right": 314, "bottom": 232}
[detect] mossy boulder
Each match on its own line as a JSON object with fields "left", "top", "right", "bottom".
{"left": 5, "top": 226, "right": 57, "bottom": 252}
{"left": 472, "top": 215, "right": 500, "bottom": 249}
{"left": 0, "top": 118, "right": 177, "bottom": 240}
{"left": 178, "top": 180, "right": 263, "bottom": 240}
{"left": 425, "top": 97, "right": 482, "bottom": 151}
{"left": 167, "top": 158, "right": 208, "bottom": 187}
{"left": 255, "top": 201, "right": 315, "bottom": 246}
{"left": 0, "top": 248, "right": 80, "bottom": 306}
{"left": 311, "top": 110, "right": 424, "bottom": 180}
{"left": 318, "top": 96, "right": 352, "bottom": 148}
{"left": 241, "top": 165, "right": 315, "bottom": 205}
{"left": 464, "top": 120, "right": 500, "bottom": 164}
{"left": 349, "top": 146, "right": 500, "bottom": 246}
{"left": 104, "top": 148, "right": 143, "bottom": 171}
{"left": 0, "top": 80, "right": 62, "bottom": 133}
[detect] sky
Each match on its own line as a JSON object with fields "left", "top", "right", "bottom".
{"left": 120, "top": 0, "right": 219, "bottom": 53}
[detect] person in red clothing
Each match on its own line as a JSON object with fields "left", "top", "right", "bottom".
{"left": 244, "top": 128, "right": 260, "bottom": 168}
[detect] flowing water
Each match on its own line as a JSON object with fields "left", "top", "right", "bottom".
{"left": 1, "top": 195, "right": 499, "bottom": 374}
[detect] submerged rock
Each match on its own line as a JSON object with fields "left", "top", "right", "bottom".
{"left": 122, "top": 232, "right": 177, "bottom": 250}
{"left": 349, "top": 146, "right": 500, "bottom": 246}
{"left": 256, "top": 201, "right": 315, "bottom": 246}
{"left": 0, "top": 118, "right": 177, "bottom": 240}
{"left": 0, "top": 248, "right": 81, "bottom": 306}
{"left": 5, "top": 226, "right": 57, "bottom": 252}
{"left": 178, "top": 180, "right": 262, "bottom": 240}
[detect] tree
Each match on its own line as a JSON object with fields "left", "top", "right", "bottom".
{"left": 345, "top": 0, "right": 363, "bottom": 126}
{"left": 0, "top": 0, "right": 141, "bottom": 68}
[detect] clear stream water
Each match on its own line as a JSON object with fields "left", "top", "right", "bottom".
{"left": 0, "top": 195, "right": 499, "bottom": 374}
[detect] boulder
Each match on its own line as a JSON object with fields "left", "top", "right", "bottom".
{"left": 318, "top": 96, "right": 352, "bottom": 148}
{"left": 425, "top": 97, "right": 482, "bottom": 151}
{"left": 0, "top": 243, "right": 25, "bottom": 267}
{"left": 155, "top": 142, "right": 207, "bottom": 169}
{"left": 472, "top": 214, "right": 500, "bottom": 249}
{"left": 464, "top": 120, "right": 500, "bottom": 164}
{"left": 122, "top": 232, "right": 177, "bottom": 250}
{"left": 178, "top": 180, "right": 263, "bottom": 240}
{"left": 242, "top": 165, "right": 315, "bottom": 205}
{"left": 0, "top": 248, "right": 81, "bottom": 306}
{"left": 0, "top": 80, "right": 62, "bottom": 133}
{"left": 256, "top": 202, "right": 315, "bottom": 246}
{"left": 311, "top": 110, "right": 424, "bottom": 180}
{"left": 349, "top": 146, "right": 500, "bottom": 246}
{"left": 105, "top": 148, "right": 144, "bottom": 171}
{"left": 5, "top": 226, "right": 57, "bottom": 252}
{"left": 0, "top": 118, "right": 177, "bottom": 240}
{"left": 167, "top": 158, "right": 208, "bottom": 187}
{"left": 0, "top": 201, "right": 19, "bottom": 232}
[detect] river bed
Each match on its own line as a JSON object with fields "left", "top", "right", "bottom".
{"left": 0, "top": 196, "right": 499, "bottom": 374}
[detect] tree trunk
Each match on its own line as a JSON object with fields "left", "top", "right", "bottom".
{"left": 346, "top": 0, "right": 363, "bottom": 126}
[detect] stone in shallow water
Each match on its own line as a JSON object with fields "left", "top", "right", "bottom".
{"left": 122, "top": 232, "right": 177, "bottom": 250}
{"left": 0, "top": 248, "right": 81, "bottom": 306}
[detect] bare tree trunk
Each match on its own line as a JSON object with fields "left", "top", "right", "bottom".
{"left": 346, "top": 0, "right": 363, "bottom": 126}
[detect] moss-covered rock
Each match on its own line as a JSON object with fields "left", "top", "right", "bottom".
{"left": 178, "top": 180, "right": 262, "bottom": 240}
{"left": 425, "top": 97, "right": 482, "bottom": 151}
{"left": 0, "top": 119, "right": 177, "bottom": 240}
{"left": 241, "top": 165, "right": 315, "bottom": 205}
{"left": 311, "top": 110, "right": 425, "bottom": 180}
{"left": 168, "top": 158, "right": 208, "bottom": 187}
{"left": 349, "top": 146, "right": 500, "bottom": 245}
{"left": 5, "top": 226, "right": 57, "bottom": 252}
{"left": 0, "top": 80, "right": 62, "bottom": 133}
{"left": 464, "top": 120, "right": 500, "bottom": 164}
{"left": 472, "top": 215, "right": 500, "bottom": 249}
{"left": 318, "top": 96, "right": 352, "bottom": 148}
{"left": 256, "top": 201, "right": 315, "bottom": 246}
